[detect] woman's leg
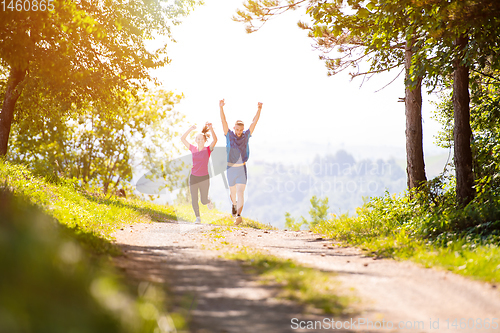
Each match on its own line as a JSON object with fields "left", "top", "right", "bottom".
{"left": 199, "top": 175, "right": 211, "bottom": 205}
{"left": 189, "top": 174, "right": 201, "bottom": 217}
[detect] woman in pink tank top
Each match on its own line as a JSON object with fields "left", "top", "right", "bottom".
{"left": 181, "top": 123, "right": 217, "bottom": 223}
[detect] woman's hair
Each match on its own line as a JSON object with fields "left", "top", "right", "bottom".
{"left": 201, "top": 123, "right": 211, "bottom": 141}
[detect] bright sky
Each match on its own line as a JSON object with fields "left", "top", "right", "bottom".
{"left": 155, "top": 0, "right": 446, "bottom": 161}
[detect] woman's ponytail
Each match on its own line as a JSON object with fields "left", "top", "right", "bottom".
{"left": 201, "top": 123, "right": 211, "bottom": 140}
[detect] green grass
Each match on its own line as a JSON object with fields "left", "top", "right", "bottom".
{"left": 356, "top": 235, "right": 500, "bottom": 283}
{"left": 410, "top": 241, "right": 500, "bottom": 281}
{"left": 225, "top": 247, "right": 357, "bottom": 315}
{"left": 311, "top": 191, "right": 500, "bottom": 284}
{"left": 0, "top": 188, "right": 179, "bottom": 333}
{"left": 1, "top": 161, "right": 153, "bottom": 254}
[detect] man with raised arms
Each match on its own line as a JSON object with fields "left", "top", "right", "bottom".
{"left": 219, "top": 99, "right": 262, "bottom": 225}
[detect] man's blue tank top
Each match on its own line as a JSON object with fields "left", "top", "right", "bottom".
{"left": 226, "top": 129, "right": 251, "bottom": 163}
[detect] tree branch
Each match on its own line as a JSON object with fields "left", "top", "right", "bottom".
{"left": 374, "top": 68, "right": 405, "bottom": 92}
{"left": 471, "top": 69, "right": 500, "bottom": 83}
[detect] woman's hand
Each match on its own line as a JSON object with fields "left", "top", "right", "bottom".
{"left": 181, "top": 125, "right": 196, "bottom": 149}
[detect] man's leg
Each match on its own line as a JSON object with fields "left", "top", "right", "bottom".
{"left": 236, "top": 183, "right": 246, "bottom": 216}
{"left": 227, "top": 166, "right": 238, "bottom": 216}
{"left": 229, "top": 185, "right": 237, "bottom": 205}
{"left": 229, "top": 185, "right": 237, "bottom": 216}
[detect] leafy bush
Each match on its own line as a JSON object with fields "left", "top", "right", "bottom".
{"left": 285, "top": 195, "right": 329, "bottom": 230}
{"left": 310, "top": 174, "right": 500, "bottom": 282}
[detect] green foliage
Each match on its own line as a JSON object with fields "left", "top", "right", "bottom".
{"left": 284, "top": 212, "right": 306, "bottom": 231}
{"left": 0, "top": 189, "right": 177, "bottom": 333}
{"left": 307, "top": 195, "right": 329, "bottom": 227}
{"left": 433, "top": 69, "right": 500, "bottom": 198}
{"left": 287, "top": 195, "right": 330, "bottom": 230}
{"left": 0, "top": 0, "right": 200, "bottom": 104}
{"left": 409, "top": 0, "right": 500, "bottom": 88}
{"left": 9, "top": 89, "right": 185, "bottom": 194}
{"left": 311, "top": 177, "right": 500, "bottom": 282}
{"left": 0, "top": 159, "right": 178, "bottom": 254}
{"left": 236, "top": 0, "right": 500, "bottom": 282}
{"left": 0, "top": 0, "right": 201, "bottom": 160}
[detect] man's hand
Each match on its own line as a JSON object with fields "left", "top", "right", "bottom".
{"left": 220, "top": 99, "right": 229, "bottom": 135}
{"left": 249, "top": 102, "right": 262, "bottom": 135}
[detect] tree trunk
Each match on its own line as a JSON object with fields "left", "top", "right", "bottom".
{"left": 453, "top": 35, "right": 474, "bottom": 206}
{"left": 405, "top": 40, "right": 427, "bottom": 189}
{"left": 0, "top": 66, "right": 27, "bottom": 156}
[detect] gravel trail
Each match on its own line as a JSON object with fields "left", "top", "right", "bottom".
{"left": 112, "top": 220, "right": 500, "bottom": 333}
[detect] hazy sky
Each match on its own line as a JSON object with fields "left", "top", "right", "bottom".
{"left": 154, "top": 0, "right": 447, "bottom": 161}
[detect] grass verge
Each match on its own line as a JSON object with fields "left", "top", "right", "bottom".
{"left": 225, "top": 248, "right": 356, "bottom": 315}
{"left": 1, "top": 160, "right": 154, "bottom": 254}
{"left": 0, "top": 188, "right": 179, "bottom": 333}
{"left": 201, "top": 227, "right": 357, "bottom": 316}
{"left": 311, "top": 191, "right": 500, "bottom": 284}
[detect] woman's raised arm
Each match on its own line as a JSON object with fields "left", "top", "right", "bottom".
{"left": 208, "top": 122, "right": 217, "bottom": 151}
{"left": 181, "top": 125, "right": 196, "bottom": 149}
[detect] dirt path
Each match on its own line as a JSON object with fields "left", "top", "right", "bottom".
{"left": 112, "top": 221, "right": 500, "bottom": 333}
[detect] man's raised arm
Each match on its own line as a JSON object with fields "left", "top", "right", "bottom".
{"left": 219, "top": 99, "right": 228, "bottom": 136}
{"left": 249, "top": 102, "right": 263, "bottom": 135}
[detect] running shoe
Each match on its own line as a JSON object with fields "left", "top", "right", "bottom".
{"left": 195, "top": 217, "right": 201, "bottom": 224}
{"left": 235, "top": 215, "right": 243, "bottom": 225}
